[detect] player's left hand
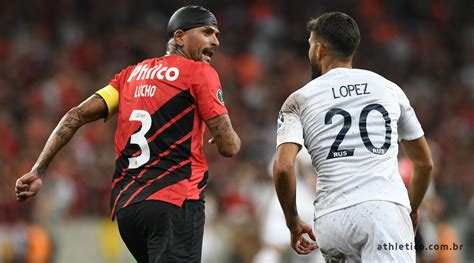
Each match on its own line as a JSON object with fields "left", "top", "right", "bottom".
{"left": 289, "top": 217, "right": 318, "bottom": 254}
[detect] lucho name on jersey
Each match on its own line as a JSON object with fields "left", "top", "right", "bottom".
{"left": 134, "top": 85, "right": 156, "bottom": 98}
{"left": 127, "top": 64, "right": 180, "bottom": 82}
{"left": 332, "top": 83, "right": 370, "bottom": 99}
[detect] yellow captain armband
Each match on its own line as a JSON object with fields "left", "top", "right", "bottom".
{"left": 95, "top": 85, "right": 119, "bottom": 121}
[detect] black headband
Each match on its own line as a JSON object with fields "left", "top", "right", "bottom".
{"left": 167, "top": 6, "right": 218, "bottom": 39}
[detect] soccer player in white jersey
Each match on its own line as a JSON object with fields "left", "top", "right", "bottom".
{"left": 273, "top": 12, "right": 434, "bottom": 262}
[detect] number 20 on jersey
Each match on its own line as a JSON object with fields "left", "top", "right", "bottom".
{"left": 325, "top": 103, "right": 392, "bottom": 159}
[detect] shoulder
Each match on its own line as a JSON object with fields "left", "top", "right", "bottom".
{"left": 167, "top": 57, "right": 219, "bottom": 78}
{"left": 120, "top": 58, "right": 153, "bottom": 74}
{"left": 363, "top": 70, "right": 412, "bottom": 105}
{"left": 197, "top": 62, "right": 219, "bottom": 77}
{"left": 356, "top": 68, "right": 400, "bottom": 88}
{"left": 281, "top": 75, "right": 330, "bottom": 112}
{"left": 192, "top": 62, "right": 220, "bottom": 85}
{"left": 352, "top": 68, "right": 408, "bottom": 98}
{"left": 114, "top": 57, "right": 161, "bottom": 80}
{"left": 111, "top": 63, "right": 138, "bottom": 83}
{"left": 169, "top": 56, "right": 218, "bottom": 75}
{"left": 161, "top": 56, "right": 221, "bottom": 83}
{"left": 130, "top": 57, "right": 158, "bottom": 68}
{"left": 281, "top": 90, "right": 306, "bottom": 113}
{"left": 298, "top": 71, "right": 337, "bottom": 94}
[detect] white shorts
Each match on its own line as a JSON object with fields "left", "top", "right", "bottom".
{"left": 314, "top": 200, "right": 415, "bottom": 262}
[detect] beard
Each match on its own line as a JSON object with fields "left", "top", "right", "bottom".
{"left": 310, "top": 60, "right": 322, "bottom": 80}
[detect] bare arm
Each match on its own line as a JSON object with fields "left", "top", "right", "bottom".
{"left": 273, "top": 143, "right": 316, "bottom": 254}
{"left": 274, "top": 143, "right": 299, "bottom": 226}
{"left": 205, "top": 114, "right": 240, "bottom": 157}
{"left": 401, "top": 136, "right": 434, "bottom": 211}
{"left": 400, "top": 136, "right": 434, "bottom": 231}
{"left": 15, "top": 94, "right": 107, "bottom": 201}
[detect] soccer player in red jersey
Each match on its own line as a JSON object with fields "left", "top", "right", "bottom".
{"left": 15, "top": 5, "right": 240, "bottom": 262}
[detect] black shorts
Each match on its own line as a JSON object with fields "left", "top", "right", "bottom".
{"left": 116, "top": 200, "right": 205, "bottom": 263}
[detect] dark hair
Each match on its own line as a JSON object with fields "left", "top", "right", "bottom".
{"left": 307, "top": 12, "right": 360, "bottom": 59}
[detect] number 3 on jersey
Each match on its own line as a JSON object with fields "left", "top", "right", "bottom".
{"left": 128, "top": 110, "right": 152, "bottom": 169}
{"left": 325, "top": 103, "right": 392, "bottom": 159}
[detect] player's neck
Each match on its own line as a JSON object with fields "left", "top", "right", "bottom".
{"left": 166, "top": 42, "right": 190, "bottom": 60}
{"left": 322, "top": 58, "right": 352, "bottom": 75}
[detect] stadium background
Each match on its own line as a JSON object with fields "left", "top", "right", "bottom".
{"left": 0, "top": 0, "right": 472, "bottom": 262}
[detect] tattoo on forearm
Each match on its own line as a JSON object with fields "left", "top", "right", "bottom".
{"left": 34, "top": 109, "right": 83, "bottom": 176}
{"left": 33, "top": 95, "right": 106, "bottom": 177}
{"left": 207, "top": 116, "right": 227, "bottom": 144}
{"left": 63, "top": 108, "right": 83, "bottom": 130}
{"left": 206, "top": 115, "right": 237, "bottom": 150}
{"left": 34, "top": 167, "right": 47, "bottom": 179}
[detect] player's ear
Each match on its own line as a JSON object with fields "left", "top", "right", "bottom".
{"left": 316, "top": 42, "right": 328, "bottom": 61}
{"left": 173, "top": 30, "right": 186, "bottom": 47}
{"left": 316, "top": 42, "right": 323, "bottom": 61}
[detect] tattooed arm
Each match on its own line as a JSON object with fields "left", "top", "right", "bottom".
{"left": 205, "top": 114, "right": 240, "bottom": 157}
{"left": 15, "top": 94, "right": 107, "bottom": 202}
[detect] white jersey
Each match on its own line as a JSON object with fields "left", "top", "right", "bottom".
{"left": 276, "top": 68, "right": 424, "bottom": 219}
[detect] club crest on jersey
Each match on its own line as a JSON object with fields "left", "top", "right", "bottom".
{"left": 216, "top": 89, "right": 225, "bottom": 104}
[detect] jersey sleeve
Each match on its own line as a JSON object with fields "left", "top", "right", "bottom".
{"left": 95, "top": 68, "right": 126, "bottom": 121}
{"left": 396, "top": 87, "right": 424, "bottom": 141}
{"left": 276, "top": 93, "right": 304, "bottom": 148}
{"left": 192, "top": 64, "right": 228, "bottom": 121}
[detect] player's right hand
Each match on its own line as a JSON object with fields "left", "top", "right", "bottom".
{"left": 15, "top": 171, "right": 43, "bottom": 202}
{"left": 289, "top": 217, "right": 318, "bottom": 255}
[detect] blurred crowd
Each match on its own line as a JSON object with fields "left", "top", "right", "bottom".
{"left": 0, "top": 0, "right": 472, "bottom": 262}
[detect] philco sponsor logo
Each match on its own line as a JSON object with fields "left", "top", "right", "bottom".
{"left": 127, "top": 64, "right": 180, "bottom": 82}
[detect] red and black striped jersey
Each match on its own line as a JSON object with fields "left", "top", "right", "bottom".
{"left": 96, "top": 55, "right": 228, "bottom": 217}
